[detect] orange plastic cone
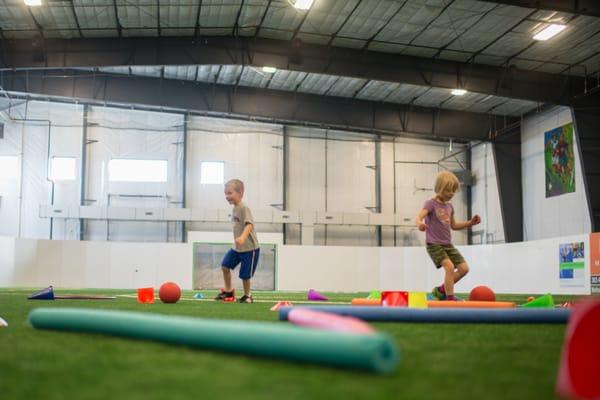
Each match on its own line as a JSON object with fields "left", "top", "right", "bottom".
{"left": 137, "top": 287, "right": 154, "bottom": 304}
{"left": 270, "top": 301, "right": 293, "bottom": 311}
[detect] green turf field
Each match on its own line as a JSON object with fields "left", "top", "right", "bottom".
{"left": 0, "top": 289, "right": 583, "bottom": 400}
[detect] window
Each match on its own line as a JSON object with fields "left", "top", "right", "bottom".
{"left": 200, "top": 161, "right": 224, "bottom": 184}
{"left": 108, "top": 159, "right": 168, "bottom": 182}
{"left": 49, "top": 157, "right": 76, "bottom": 181}
{"left": 0, "top": 156, "right": 18, "bottom": 180}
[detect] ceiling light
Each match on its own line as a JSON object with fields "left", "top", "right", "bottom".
{"left": 290, "top": 0, "right": 314, "bottom": 10}
{"left": 451, "top": 89, "right": 467, "bottom": 96}
{"left": 533, "top": 24, "right": 566, "bottom": 41}
{"left": 24, "top": 0, "right": 42, "bottom": 6}
{"left": 262, "top": 66, "right": 277, "bottom": 74}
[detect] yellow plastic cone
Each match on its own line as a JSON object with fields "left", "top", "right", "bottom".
{"left": 408, "top": 292, "right": 428, "bottom": 308}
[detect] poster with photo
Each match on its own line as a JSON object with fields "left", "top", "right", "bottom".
{"left": 545, "top": 123, "right": 575, "bottom": 198}
{"left": 559, "top": 242, "right": 585, "bottom": 288}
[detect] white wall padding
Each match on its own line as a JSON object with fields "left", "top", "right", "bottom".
{"left": 2, "top": 236, "right": 191, "bottom": 289}
{"left": 0, "top": 233, "right": 590, "bottom": 295}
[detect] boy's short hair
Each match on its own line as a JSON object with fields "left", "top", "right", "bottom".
{"left": 225, "top": 179, "right": 245, "bottom": 194}
{"left": 434, "top": 171, "right": 460, "bottom": 195}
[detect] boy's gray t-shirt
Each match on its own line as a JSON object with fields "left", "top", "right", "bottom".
{"left": 232, "top": 202, "right": 259, "bottom": 252}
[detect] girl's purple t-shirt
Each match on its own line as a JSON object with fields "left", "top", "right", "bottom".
{"left": 423, "top": 198, "right": 454, "bottom": 245}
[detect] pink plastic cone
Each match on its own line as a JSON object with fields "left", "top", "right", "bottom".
{"left": 307, "top": 289, "right": 328, "bottom": 301}
{"left": 556, "top": 300, "right": 600, "bottom": 399}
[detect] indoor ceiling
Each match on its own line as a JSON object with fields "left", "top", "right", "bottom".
{"left": 80, "top": 64, "right": 540, "bottom": 116}
{"left": 0, "top": 0, "right": 598, "bottom": 120}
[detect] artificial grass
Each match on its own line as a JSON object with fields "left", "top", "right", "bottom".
{"left": 0, "top": 289, "right": 582, "bottom": 400}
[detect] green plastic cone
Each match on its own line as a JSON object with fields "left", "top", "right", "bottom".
{"left": 367, "top": 290, "right": 381, "bottom": 300}
{"left": 522, "top": 293, "right": 554, "bottom": 308}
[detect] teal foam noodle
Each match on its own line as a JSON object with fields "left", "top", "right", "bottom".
{"left": 28, "top": 307, "right": 398, "bottom": 374}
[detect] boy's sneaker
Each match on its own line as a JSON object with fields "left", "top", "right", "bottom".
{"left": 214, "top": 289, "right": 235, "bottom": 301}
{"left": 238, "top": 295, "right": 253, "bottom": 304}
{"left": 431, "top": 286, "right": 446, "bottom": 300}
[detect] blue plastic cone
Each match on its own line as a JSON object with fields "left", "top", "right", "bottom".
{"left": 28, "top": 286, "right": 55, "bottom": 300}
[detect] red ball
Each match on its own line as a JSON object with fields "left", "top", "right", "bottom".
{"left": 469, "top": 285, "right": 496, "bottom": 302}
{"left": 159, "top": 281, "right": 181, "bottom": 304}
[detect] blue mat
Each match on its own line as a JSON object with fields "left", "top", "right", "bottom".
{"left": 278, "top": 306, "right": 571, "bottom": 324}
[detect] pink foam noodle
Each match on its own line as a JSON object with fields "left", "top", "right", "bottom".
{"left": 288, "top": 308, "right": 376, "bottom": 335}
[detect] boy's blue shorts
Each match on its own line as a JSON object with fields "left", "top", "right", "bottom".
{"left": 221, "top": 248, "right": 260, "bottom": 280}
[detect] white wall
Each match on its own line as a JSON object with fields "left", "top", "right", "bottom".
{"left": 522, "top": 106, "right": 592, "bottom": 240}
{"left": 287, "top": 127, "right": 378, "bottom": 246}
{"left": 0, "top": 100, "right": 471, "bottom": 247}
{"left": 186, "top": 116, "right": 283, "bottom": 235}
{"left": 470, "top": 142, "right": 505, "bottom": 243}
{"left": 287, "top": 132, "right": 469, "bottom": 247}
{"left": 391, "top": 137, "right": 468, "bottom": 246}
{"left": 0, "top": 112, "right": 23, "bottom": 237}
{"left": 85, "top": 107, "right": 185, "bottom": 242}
{"left": 2, "top": 234, "right": 589, "bottom": 295}
{"left": 0, "top": 101, "right": 85, "bottom": 240}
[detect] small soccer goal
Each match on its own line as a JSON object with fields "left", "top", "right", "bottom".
{"left": 192, "top": 242, "right": 276, "bottom": 290}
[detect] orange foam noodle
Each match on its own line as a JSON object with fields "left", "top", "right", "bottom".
{"left": 351, "top": 298, "right": 381, "bottom": 306}
{"left": 428, "top": 300, "right": 516, "bottom": 308}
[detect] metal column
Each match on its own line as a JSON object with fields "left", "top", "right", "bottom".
{"left": 282, "top": 125, "right": 289, "bottom": 244}
{"left": 79, "top": 104, "right": 88, "bottom": 240}
{"left": 181, "top": 112, "right": 188, "bottom": 242}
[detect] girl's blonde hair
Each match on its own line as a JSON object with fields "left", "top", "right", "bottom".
{"left": 434, "top": 171, "right": 460, "bottom": 195}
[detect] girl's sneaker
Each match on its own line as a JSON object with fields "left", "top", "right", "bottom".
{"left": 432, "top": 286, "right": 446, "bottom": 300}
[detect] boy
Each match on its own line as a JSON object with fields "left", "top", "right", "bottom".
{"left": 415, "top": 171, "right": 481, "bottom": 301}
{"left": 214, "top": 179, "right": 260, "bottom": 304}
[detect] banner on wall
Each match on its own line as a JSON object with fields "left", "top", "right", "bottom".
{"left": 559, "top": 241, "right": 585, "bottom": 288}
{"left": 591, "top": 233, "right": 600, "bottom": 294}
{"left": 545, "top": 122, "right": 575, "bottom": 198}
